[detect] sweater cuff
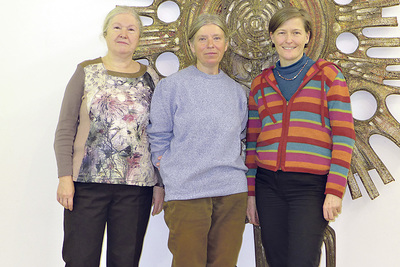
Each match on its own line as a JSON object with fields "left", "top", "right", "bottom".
{"left": 154, "top": 167, "right": 164, "bottom": 187}
{"left": 324, "top": 188, "right": 344, "bottom": 199}
{"left": 248, "top": 190, "right": 255, "bottom": 197}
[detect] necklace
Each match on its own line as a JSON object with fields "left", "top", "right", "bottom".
{"left": 276, "top": 59, "right": 309, "bottom": 81}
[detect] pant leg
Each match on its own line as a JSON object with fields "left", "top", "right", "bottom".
{"left": 285, "top": 172, "right": 329, "bottom": 267}
{"left": 256, "top": 169, "right": 329, "bottom": 267}
{"left": 163, "top": 198, "right": 213, "bottom": 267}
{"left": 206, "top": 192, "right": 247, "bottom": 267}
{"left": 63, "top": 182, "right": 110, "bottom": 267}
{"left": 255, "top": 168, "right": 289, "bottom": 267}
{"left": 106, "top": 185, "right": 153, "bottom": 267}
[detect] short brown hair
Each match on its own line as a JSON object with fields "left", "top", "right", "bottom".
{"left": 269, "top": 7, "right": 312, "bottom": 47}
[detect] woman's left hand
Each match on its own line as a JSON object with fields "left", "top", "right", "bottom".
{"left": 323, "top": 194, "right": 342, "bottom": 221}
{"left": 151, "top": 186, "right": 165, "bottom": 216}
{"left": 246, "top": 196, "right": 259, "bottom": 226}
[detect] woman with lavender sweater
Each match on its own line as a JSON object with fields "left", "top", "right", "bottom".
{"left": 147, "top": 13, "right": 248, "bottom": 267}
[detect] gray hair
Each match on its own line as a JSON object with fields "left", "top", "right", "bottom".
{"left": 102, "top": 6, "right": 143, "bottom": 38}
{"left": 188, "top": 13, "right": 229, "bottom": 42}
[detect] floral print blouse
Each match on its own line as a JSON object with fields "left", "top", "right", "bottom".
{"left": 54, "top": 58, "right": 159, "bottom": 186}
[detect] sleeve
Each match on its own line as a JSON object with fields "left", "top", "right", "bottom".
{"left": 146, "top": 65, "right": 160, "bottom": 86}
{"left": 54, "top": 65, "right": 85, "bottom": 178}
{"left": 147, "top": 78, "right": 175, "bottom": 169}
{"left": 245, "top": 77, "right": 263, "bottom": 196}
{"left": 143, "top": 65, "right": 164, "bottom": 185}
{"left": 325, "top": 66, "right": 356, "bottom": 198}
{"left": 240, "top": 86, "right": 249, "bottom": 140}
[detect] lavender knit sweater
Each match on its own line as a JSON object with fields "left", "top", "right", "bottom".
{"left": 147, "top": 66, "right": 248, "bottom": 201}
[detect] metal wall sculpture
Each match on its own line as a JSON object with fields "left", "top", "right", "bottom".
{"left": 132, "top": 0, "right": 400, "bottom": 266}
{"left": 133, "top": 0, "right": 400, "bottom": 200}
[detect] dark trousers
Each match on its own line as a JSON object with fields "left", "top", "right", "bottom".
{"left": 63, "top": 182, "right": 153, "bottom": 267}
{"left": 255, "top": 168, "right": 329, "bottom": 267}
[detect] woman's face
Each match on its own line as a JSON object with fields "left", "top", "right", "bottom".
{"left": 189, "top": 24, "right": 228, "bottom": 72}
{"left": 270, "top": 17, "right": 310, "bottom": 67}
{"left": 105, "top": 13, "right": 140, "bottom": 57}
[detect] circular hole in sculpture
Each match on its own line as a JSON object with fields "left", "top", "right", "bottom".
{"left": 336, "top": 32, "right": 359, "bottom": 54}
{"left": 157, "top": 1, "right": 180, "bottom": 23}
{"left": 134, "top": 0, "right": 154, "bottom": 6}
{"left": 350, "top": 90, "right": 377, "bottom": 121}
{"left": 332, "top": 0, "right": 353, "bottom": 5}
{"left": 136, "top": 58, "right": 149, "bottom": 65}
{"left": 156, "top": 52, "right": 180, "bottom": 76}
{"left": 140, "top": 16, "right": 153, "bottom": 26}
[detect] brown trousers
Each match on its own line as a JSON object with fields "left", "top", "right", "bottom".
{"left": 163, "top": 192, "right": 247, "bottom": 267}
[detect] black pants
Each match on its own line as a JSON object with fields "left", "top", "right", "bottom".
{"left": 63, "top": 182, "right": 153, "bottom": 267}
{"left": 255, "top": 168, "right": 329, "bottom": 267}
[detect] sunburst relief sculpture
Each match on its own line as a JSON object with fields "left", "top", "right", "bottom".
{"left": 130, "top": 0, "right": 400, "bottom": 266}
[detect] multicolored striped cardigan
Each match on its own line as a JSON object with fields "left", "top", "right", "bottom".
{"left": 246, "top": 59, "right": 355, "bottom": 198}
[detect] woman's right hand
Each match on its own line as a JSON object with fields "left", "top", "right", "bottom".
{"left": 57, "top": 176, "right": 75, "bottom": 211}
{"left": 156, "top": 155, "right": 162, "bottom": 169}
{"left": 151, "top": 186, "right": 165, "bottom": 216}
{"left": 246, "top": 196, "right": 259, "bottom": 226}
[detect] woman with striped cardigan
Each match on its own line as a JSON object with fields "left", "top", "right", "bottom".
{"left": 245, "top": 7, "right": 355, "bottom": 267}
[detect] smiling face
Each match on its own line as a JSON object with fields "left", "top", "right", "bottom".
{"left": 189, "top": 24, "right": 228, "bottom": 74}
{"left": 105, "top": 13, "right": 140, "bottom": 57}
{"left": 270, "top": 17, "right": 310, "bottom": 67}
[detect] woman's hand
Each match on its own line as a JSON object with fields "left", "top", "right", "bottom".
{"left": 151, "top": 186, "right": 165, "bottom": 216}
{"left": 57, "top": 176, "right": 75, "bottom": 211}
{"left": 156, "top": 155, "right": 162, "bottom": 169}
{"left": 323, "top": 194, "right": 342, "bottom": 221}
{"left": 246, "top": 196, "right": 259, "bottom": 226}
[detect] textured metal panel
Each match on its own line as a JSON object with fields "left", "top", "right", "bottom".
{"left": 132, "top": 0, "right": 400, "bottom": 200}
{"left": 130, "top": 1, "right": 400, "bottom": 266}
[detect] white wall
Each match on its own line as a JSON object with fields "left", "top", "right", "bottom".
{"left": 0, "top": 0, "right": 399, "bottom": 266}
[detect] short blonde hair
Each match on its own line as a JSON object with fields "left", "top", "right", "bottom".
{"left": 102, "top": 6, "right": 143, "bottom": 37}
